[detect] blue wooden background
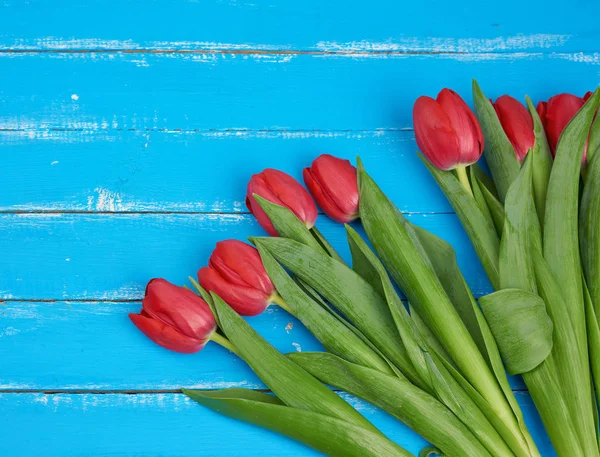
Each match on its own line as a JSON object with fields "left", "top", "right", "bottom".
{"left": 1, "top": 1, "right": 598, "bottom": 455}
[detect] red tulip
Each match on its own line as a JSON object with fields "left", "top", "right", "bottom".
{"left": 492, "top": 95, "right": 535, "bottom": 162}
{"left": 303, "top": 154, "right": 359, "bottom": 223}
{"left": 129, "top": 278, "right": 216, "bottom": 353}
{"left": 537, "top": 92, "right": 591, "bottom": 160}
{"left": 198, "top": 240, "right": 276, "bottom": 316}
{"left": 413, "top": 88, "right": 484, "bottom": 171}
{"left": 246, "top": 169, "right": 318, "bottom": 236}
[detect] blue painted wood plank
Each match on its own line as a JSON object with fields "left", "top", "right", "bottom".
{"left": 0, "top": 213, "right": 492, "bottom": 300}
{"left": 0, "top": 300, "right": 525, "bottom": 391}
{"left": 0, "top": 54, "right": 597, "bottom": 132}
{"left": 0, "top": 130, "right": 455, "bottom": 213}
{"left": 0, "top": 0, "right": 596, "bottom": 55}
{"left": 0, "top": 392, "right": 555, "bottom": 456}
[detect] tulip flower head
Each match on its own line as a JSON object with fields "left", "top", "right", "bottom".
{"left": 492, "top": 95, "right": 535, "bottom": 163}
{"left": 246, "top": 169, "right": 318, "bottom": 236}
{"left": 303, "top": 154, "right": 359, "bottom": 223}
{"left": 198, "top": 240, "right": 280, "bottom": 316}
{"left": 129, "top": 278, "right": 216, "bottom": 353}
{"left": 413, "top": 88, "right": 484, "bottom": 171}
{"left": 537, "top": 92, "right": 593, "bottom": 161}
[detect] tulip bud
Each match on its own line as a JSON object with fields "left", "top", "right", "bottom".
{"left": 246, "top": 169, "right": 318, "bottom": 236}
{"left": 537, "top": 92, "right": 592, "bottom": 161}
{"left": 303, "top": 154, "right": 359, "bottom": 223}
{"left": 413, "top": 88, "right": 484, "bottom": 171}
{"left": 198, "top": 240, "right": 278, "bottom": 316}
{"left": 492, "top": 95, "right": 535, "bottom": 163}
{"left": 129, "top": 278, "right": 216, "bottom": 353}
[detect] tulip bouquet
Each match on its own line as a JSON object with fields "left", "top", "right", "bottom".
{"left": 128, "top": 80, "right": 600, "bottom": 457}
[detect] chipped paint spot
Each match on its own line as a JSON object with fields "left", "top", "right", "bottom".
{"left": 51, "top": 160, "right": 59, "bottom": 165}
{"left": 292, "top": 342, "right": 302, "bottom": 352}
{"left": 87, "top": 187, "right": 132, "bottom": 212}
{"left": 0, "top": 326, "right": 20, "bottom": 337}
{"left": 551, "top": 52, "right": 600, "bottom": 64}
{"left": 71, "top": 94, "right": 79, "bottom": 101}
{"left": 285, "top": 322, "right": 294, "bottom": 334}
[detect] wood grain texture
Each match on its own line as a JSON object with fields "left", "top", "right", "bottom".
{"left": 0, "top": 2, "right": 593, "bottom": 455}
{"left": 0, "top": 213, "right": 492, "bottom": 300}
{"left": 0, "top": 300, "right": 526, "bottom": 391}
{"left": 0, "top": 0, "right": 596, "bottom": 54}
{"left": 0, "top": 131, "right": 455, "bottom": 213}
{"left": 0, "top": 392, "right": 555, "bottom": 457}
{"left": 0, "top": 53, "right": 597, "bottom": 132}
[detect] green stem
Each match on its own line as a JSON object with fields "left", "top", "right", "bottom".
{"left": 210, "top": 332, "right": 241, "bottom": 357}
{"left": 271, "top": 292, "right": 294, "bottom": 315}
{"left": 455, "top": 166, "right": 474, "bottom": 196}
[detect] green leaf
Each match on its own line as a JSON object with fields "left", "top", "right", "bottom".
{"left": 188, "top": 277, "right": 221, "bottom": 328}
{"left": 479, "top": 289, "right": 552, "bottom": 375}
{"left": 498, "top": 154, "right": 540, "bottom": 293}
{"left": 418, "top": 447, "right": 442, "bottom": 457}
{"left": 587, "top": 100, "right": 600, "bottom": 163}
{"left": 472, "top": 79, "right": 521, "bottom": 202}
{"left": 419, "top": 156, "right": 500, "bottom": 289}
{"left": 584, "top": 279, "right": 600, "bottom": 432}
{"left": 184, "top": 388, "right": 414, "bottom": 457}
{"left": 532, "top": 250, "right": 597, "bottom": 457}
{"left": 472, "top": 163, "right": 500, "bottom": 199}
{"left": 544, "top": 89, "right": 600, "bottom": 350}
{"left": 406, "top": 224, "right": 538, "bottom": 456}
{"left": 255, "top": 235, "right": 423, "bottom": 385}
{"left": 345, "top": 225, "right": 431, "bottom": 391}
{"left": 288, "top": 352, "right": 501, "bottom": 457}
{"left": 581, "top": 139, "right": 600, "bottom": 310}
{"left": 543, "top": 89, "right": 600, "bottom": 456}
{"left": 255, "top": 242, "right": 392, "bottom": 374}
{"left": 357, "top": 159, "right": 537, "bottom": 457}
{"left": 310, "top": 226, "right": 346, "bottom": 263}
{"left": 253, "top": 195, "right": 323, "bottom": 251}
{"left": 210, "top": 293, "right": 378, "bottom": 432}
{"left": 470, "top": 167, "right": 496, "bottom": 236}
{"left": 477, "top": 175, "right": 505, "bottom": 236}
{"left": 525, "top": 95, "right": 553, "bottom": 225}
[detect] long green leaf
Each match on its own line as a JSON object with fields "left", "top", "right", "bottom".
{"left": 253, "top": 236, "right": 421, "bottom": 385}
{"left": 419, "top": 156, "right": 500, "bottom": 289}
{"left": 545, "top": 89, "right": 599, "bottom": 338}
{"left": 472, "top": 79, "right": 521, "bottom": 202}
{"left": 210, "top": 293, "right": 378, "bottom": 432}
{"left": 525, "top": 95, "right": 553, "bottom": 225}
{"left": 470, "top": 167, "right": 497, "bottom": 234}
{"left": 499, "top": 155, "right": 540, "bottom": 293}
{"left": 184, "top": 388, "right": 414, "bottom": 457}
{"left": 357, "top": 159, "right": 536, "bottom": 457}
{"left": 345, "top": 225, "right": 431, "bottom": 390}
{"left": 256, "top": 242, "right": 391, "bottom": 374}
{"left": 477, "top": 175, "right": 505, "bottom": 236}
{"left": 408, "top": 224, "right": 538, "bottom": 455}
{"left": 289, "top": 352, "right": 509, "bottom": 457}
{"left": 500, "top": 156, "right": 595, "bottom": 455}
{"left": 543, "top": 89, "right": 600, "bottom": 456}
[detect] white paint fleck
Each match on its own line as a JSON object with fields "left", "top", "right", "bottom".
{"left": 292, "top": 342, "right": 302, "bottom": 352}
{"left": 51, "top": 160, "right": 59, "bottom": 165}
{"left": 0, "top": 327, "right": 20, "bottom": 337}
{"left": 34, "top": 395, "right": 49, "bottom": 406}
{"left": 316, "top": 33, "right": 570, "bottom": 54}
{"left": 285, "top": 322, "right": 294, "bottom": 334}
{"left": 65, "top": 258, "right": 71, "bottom": 262}
{"left": 71, "top": 94, "right": 79, "bottom": 101}
{"left": 87, "top": 187, "right": 133, "bottom": 212}
{"left": 551, "top": 52, "right": 600, "bottom": 64}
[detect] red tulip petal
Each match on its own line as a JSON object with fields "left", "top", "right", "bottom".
{"left": 545, "top": 94, "right": 585, "bottom": 154}
{"left": 494, "top": 95, "right": 535, "bottom": 162}
{"left": 303, "top": 167, "right": 356, "bottom": 223}
{"left": 437, "top": 89, "right": 483, "bottom": 165}
{"left": 246, "top": 175, "right": 280, "bottom": 236}
{"left": 261, "top": 169, "right": 318, "bottom": 228}
{"left": 413, "top": 96, "right": 461, "bottom": 170}
{"left": 142, "top": 279, "right": 216, "bottom": 341}
{"left": 129, "top": 313, "right": 207, "bottom": 353}
{"left": 198, "top": 267, "right": 269, "bottom": 316}
{"left": 306, "top": 155, "right": 359, "bottom": 222}
{"left": 209, "top": 240, "right": 274, "bottom": 295}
